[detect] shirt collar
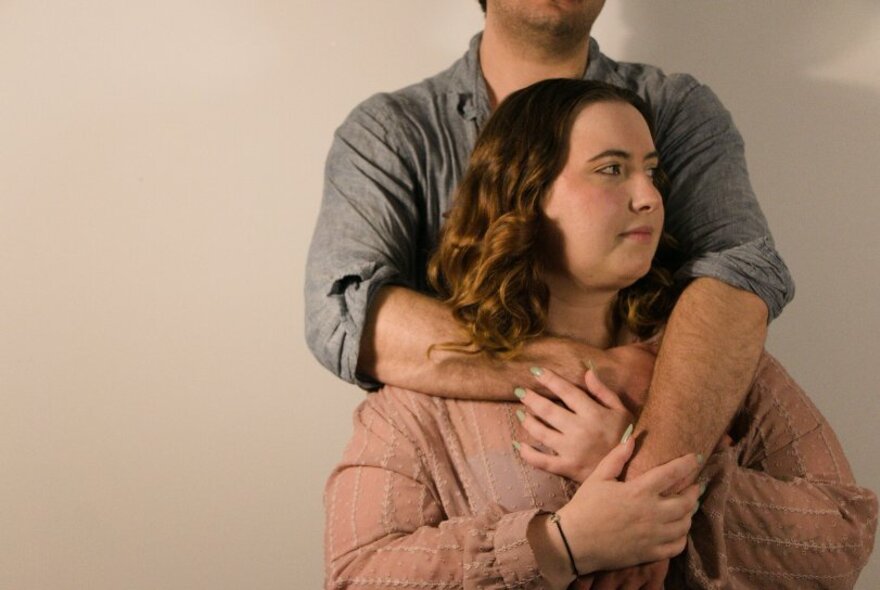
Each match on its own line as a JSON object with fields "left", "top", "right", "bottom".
{"left": 447, "top": 33, "right": 486, "bottom": 122}
{"left": 452, "top": 33, "right": 612, "bottom": 123}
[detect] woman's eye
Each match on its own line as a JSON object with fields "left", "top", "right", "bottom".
{"left": 646, "top": 167, "right": 658, "bottom": 178}
{"left": 598, "top": 164, "right": 622, "bottom": 175}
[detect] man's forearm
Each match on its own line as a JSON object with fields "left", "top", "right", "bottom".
{"left": 357, "top": 286, "right": 502, "bottom": 397}
{"left": 358, "top": 286, "right": 609, "bottom": 400}
{"left": 625, "top": 278, "right": 768, "bottom": 479}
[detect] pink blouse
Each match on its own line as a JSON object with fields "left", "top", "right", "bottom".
{"left": 324, "top": 352, "right": 877, "bottom": 589}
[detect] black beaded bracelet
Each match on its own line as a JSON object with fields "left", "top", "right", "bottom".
{"left": 549, "top": 512, "right": 580, "bottom": 577}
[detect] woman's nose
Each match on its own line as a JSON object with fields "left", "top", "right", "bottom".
{"left": 631, "top": 175, "right": 661, "bottom": 212}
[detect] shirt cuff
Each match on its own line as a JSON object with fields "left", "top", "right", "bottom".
{"left": 494, "top": 509, "right": 544, "bottom": 588}
{"left": 310, "top": 261, "right": 412, "bottom": 388}
{"left": 674, "top": 236, "right": 795, "bottom": 321}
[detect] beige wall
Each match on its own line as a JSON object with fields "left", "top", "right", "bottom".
{"left": 1, "top": 1, "right": 877, "bottom": 588}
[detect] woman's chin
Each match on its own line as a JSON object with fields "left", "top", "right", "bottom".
{"left": 615, "top": 262, "right": 653, "bottom": 288}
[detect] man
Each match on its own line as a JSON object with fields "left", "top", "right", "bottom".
{"left": 306, "top": 0, "right": 793, "bottom": 586}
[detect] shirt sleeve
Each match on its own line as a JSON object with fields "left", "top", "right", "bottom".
{"left": 324, "top": 394, "right": 547, "bottom": 590}
{"left": 305, "top": 96, "right": 421, "bottom": 387}
{"left": 657, "top": 77, "right": 795, "bottom": 320}
{"left": 673, "top": 353, "right": 878, "bottom": 588}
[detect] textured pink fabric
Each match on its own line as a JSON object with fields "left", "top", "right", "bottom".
{"left": 324, "top": 352, "right": 877, "bottom": 589}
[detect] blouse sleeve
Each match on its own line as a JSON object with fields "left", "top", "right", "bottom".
{"left": 324, "top": 392, "right": 547, "bottom": 590}
{"left": 673, "top": 353, "right": 878, "bottom": 589}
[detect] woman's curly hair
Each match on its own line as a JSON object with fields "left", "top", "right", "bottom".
{"left": 427, "top": 78, "right": 684, "bottom": 358}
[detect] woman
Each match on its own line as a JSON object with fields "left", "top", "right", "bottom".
{"left": 324, "top": 79, "right": 877, "bottom": 589}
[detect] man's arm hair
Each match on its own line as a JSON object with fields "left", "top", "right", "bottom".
{"left": 358, "top": 285, "right": 622, "bottom": 400}
{"left": 613, "top": 75, "right": 784, "bottom": 476}
{"left": 624, "top": 277, "right": 767, "bottom": 480}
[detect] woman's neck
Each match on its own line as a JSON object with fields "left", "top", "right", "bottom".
{"left": 543, "top": 280, "right": 619, "bottom": 350}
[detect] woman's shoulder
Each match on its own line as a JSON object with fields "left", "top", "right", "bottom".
{"left": 354, "top": 385, "right": 455, "bottom": 446}
{"left": 746, "top": 349, "right": 829, "bottom": 434}
{"left": 360, "top": 386, "right": 515, "bottom": 448}
{"left": 751, "top": 349, "right": 802, "bottom": 391}
{"left": 365, "top": 385, "right": 442, "bottom": 416}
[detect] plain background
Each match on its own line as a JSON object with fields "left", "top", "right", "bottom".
{"left": 1, "top": 1, "right": 878, "bottom": 588}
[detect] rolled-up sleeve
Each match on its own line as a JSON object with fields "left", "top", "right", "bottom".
{"left": 675, "top": 236, "right": 792, "bottom": 320}
{"left": 657, "top": 77, "right": 795, "bottom": 320}
{"left": 305, "top": 96, "right": 420, "bottom": 386}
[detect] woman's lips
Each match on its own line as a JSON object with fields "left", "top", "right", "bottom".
{"left": 621, "top": 226, "right": 655, "bottom": 242}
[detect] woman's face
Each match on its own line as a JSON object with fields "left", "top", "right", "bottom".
{"left": 541, "top": 100, "right": 663, "bottom": 293}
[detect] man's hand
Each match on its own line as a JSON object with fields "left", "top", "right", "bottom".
{"left": 514, "top": 367, "right": 633, "bottom": 482}
{"left": 591, "top": 560, "right": 669, "bottom": 590}
{"left": 569, "top": 576, "right": 595, "bottom": 589}
{"left": 517, "top": 339, "right": 656, "bottom": 403}
{"left": 600, "top": 342, "right": 657, "bottom": 413}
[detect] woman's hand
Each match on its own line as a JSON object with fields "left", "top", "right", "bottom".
{"left": 555, "top": 438, "right": 702, "bottom": 575}
{"left": 515, "top": 367, "right": 634, "bottom": 482}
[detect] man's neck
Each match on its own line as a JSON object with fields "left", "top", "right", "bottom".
{"left": 479, "top": 24, "right": 591, "bottom": 109}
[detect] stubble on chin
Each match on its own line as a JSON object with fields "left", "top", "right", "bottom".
{"left": 495, "top": 5, "right": 592, "bottom": 56}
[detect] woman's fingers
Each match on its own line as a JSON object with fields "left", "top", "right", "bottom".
{"left": 519, "top": 409, "right": 563, "bottom": 449}
{"left": 636, "top": 452, "right": 702, "bottom": 493}
{"left": 519, "top": 387, "right": 573, "bottom": 432}
{"left": 583, "top": 369, "right": 627, "bottom": 411}
{"left": 654, "top": 536, "right": 689, "bottom": 560}
{"left": 516, "top": 441, "right": 563, "bottom": 475}
{"left": 656, "top": 483, "right": 700, "bottom": 523}
{"left": 660, "top": 513, "right": 694, "bottom": 542}
{"left": 529, "top": 367, "right": 598, "bottom": 416}
{"left": 589, "top": 435, "right": 635, "bottom": 481}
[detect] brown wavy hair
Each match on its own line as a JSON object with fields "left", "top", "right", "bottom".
{"left": 427, "top": 78, "right": 683, "bottom": 358}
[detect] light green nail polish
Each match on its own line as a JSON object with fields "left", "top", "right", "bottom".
{"left": 699, "top": 482, "right": 707, "bottom": 496}
{"left": 586, "top": 359, "right": 595, "bottom": 372}
{"left": 512, "top": 441, "right": 521, "bottom": 451}
{"left": 696, "top": 453, "right": 705, "bottom": 466}
{"left": 514, "top": 387, "right": 526, "bottom": 400}
{"left": 529, "top": 366, "right": 544, "bottom": 377}
{"left": 692, "top": 501, "right": 701, "bottom": 516}
{"left": 620, "top": 423, "right": 634, "bottom": 444}
{"left": 516, "top": 409, "right": 526, "bottom": 423}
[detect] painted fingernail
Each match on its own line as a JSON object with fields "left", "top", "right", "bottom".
{"left": 696, "top": 453, "right": 705, "bottom": 466}
{"left": 699, "top": 481, "right": 707, "bottom": 496}
{"left": 516, "top": 409, "right": 526, "bottom": 423}
{"left": 692, "top": 501, "right": 701, "bottom": 516}
{"left": 529, "top": 366, "right": 544, "bottom": 377}
{"left": 512, "top": 441, "right": 521, "bottom": 451}
{"left": 513, "top": 387, "right": 526, "bottom": 400}
{"left": 620, "top": 423, "right": 634, "bottom": 444}
{"left": 586, "top": 359, "right": 595, "bottom": 372}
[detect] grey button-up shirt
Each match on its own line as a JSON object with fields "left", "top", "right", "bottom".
{"left": 305, "top": 34, "right": 794, "bottom": 386}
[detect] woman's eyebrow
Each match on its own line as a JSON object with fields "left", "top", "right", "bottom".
{"left": 588, "top": 149, "right": 660, "bottom": 162}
